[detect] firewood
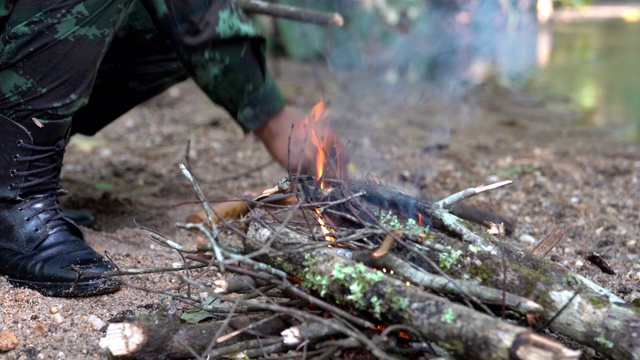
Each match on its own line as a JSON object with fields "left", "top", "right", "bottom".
{"left": 244, "top": 220, "right": 581, "bottom": 360}
{"left": 99, "top": 312, "right": 290, "bottom": 359}
{"left": 240, "top": 174, "right": 640, "bottom": 359}
{"left": 125, "top": 167, "right": 638, "bottom": 359}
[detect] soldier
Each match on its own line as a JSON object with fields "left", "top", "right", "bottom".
{"left": 0, "top": 0, "right": 344, "bottom": 297}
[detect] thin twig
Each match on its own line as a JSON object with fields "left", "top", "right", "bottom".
{"left": 101, "top": 263, "right": 210, "bottom": 278}
{"left": 180, "top": 163, "right": 224, "bottom": 271}
{"left": 435, "top": 180, "right": 513, "bottom": 209}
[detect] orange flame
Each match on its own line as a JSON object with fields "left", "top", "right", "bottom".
{"left": 304, "top": 99, "right": 343, "bottom": 188}
{"left": 305, "top": 99, "right": 337, "bottom": 241}
{"left": 315, "top": 209, "right": 334, "bottom": 242}
{"left": 306, "top": 100, "right": 327, "bottom": 187}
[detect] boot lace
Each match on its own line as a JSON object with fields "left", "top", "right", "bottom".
{"left": 11, "top": 138, "right": 69, "bottom": 231}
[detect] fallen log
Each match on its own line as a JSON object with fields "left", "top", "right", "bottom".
{"left": 99, "top": 312, "right": 291, "bottom": 359}
{"left": 244, "top": 219, "right": 580, "bottom": 360}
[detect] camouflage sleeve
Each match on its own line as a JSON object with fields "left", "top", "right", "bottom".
{"left": 141, "top": 0, "right": 285, "bottom": 133}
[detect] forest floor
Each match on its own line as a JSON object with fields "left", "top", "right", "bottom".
{"left": 0, "top": 59, "right": 638, "bottom": 359}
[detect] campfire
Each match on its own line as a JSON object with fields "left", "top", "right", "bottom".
{"left": 98, "top": 103, "right": 639, "bottom": 360}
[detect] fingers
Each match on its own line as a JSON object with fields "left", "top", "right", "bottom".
{"left": 254, "top": 106, "right": 349, "bottom": 180}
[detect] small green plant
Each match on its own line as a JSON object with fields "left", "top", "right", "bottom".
{"left": 375, "top": 210, "right": 429, "bottom": 237}
{"left": 439, "top": 248, "right": 463, "bottom": 269}
{"left": 501, "top": 166, "right": 538, "bottom": 176}
{"left": 440, "top": 308, "right": 456, "bottom": 324}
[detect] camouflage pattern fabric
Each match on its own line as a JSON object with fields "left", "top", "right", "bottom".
{"left": 0, "top": 0, "right": 285, "bottom": 134}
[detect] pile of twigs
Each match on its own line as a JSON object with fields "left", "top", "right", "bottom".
{"left": 98, "top": 165, "right": 640, "bottom": 359}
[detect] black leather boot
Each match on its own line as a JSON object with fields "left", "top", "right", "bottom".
{"left": 0, "top": 114, "right": 120, "bottom": 297}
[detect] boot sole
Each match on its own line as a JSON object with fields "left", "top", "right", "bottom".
{"left": 6, "top": 277, "right": 121, "bottom": 297}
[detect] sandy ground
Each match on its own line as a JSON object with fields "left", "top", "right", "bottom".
{"left": 0, "top": 59, "right": 638, "bottom": 359}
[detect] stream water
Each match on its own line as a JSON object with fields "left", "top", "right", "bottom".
{"left": 527, "top": 20, "right": 640, "bottom": 140}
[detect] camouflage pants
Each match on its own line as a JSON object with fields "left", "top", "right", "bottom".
{"left": 0, "top": 0, "right": 284, "bottom": 134}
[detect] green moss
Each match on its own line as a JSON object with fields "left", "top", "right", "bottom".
{"left": 440, "top": 308, "right": 456, "bottom": 324}
{"left": 595, "top": 334, "right": 614, "bottom": 349}
{"left": 564, "top": 273, "right": 582, "bottom": 288}
{"left": 301, "top": 254, "right": 331, "bottom": 295}
{"left": 467, "top": 244, "right": 481, "bottom": 253}
{"left": 370, "top": 295, "right": 383, "bottom": 318}
{"left": 467, "top": 262, "right": 493, "bottom": 282}
{"left": 588, "top": 295, "right": 606, "bottom": 309}
{"left": 439, "top": 248, "right": 463, "bottom": 269}
{"left": 300, "top": 255, "right": 411, "bottom": 321}
{"left": 334, "top": 262, "right": 406, "bottom": 319}
{"left": 275, "top": 257, "right": 294, "bottom": 274}
{"left": 375, "top": 210, "right": 430, "bottom": 237}
{"left": 390, "top": 294, "right": 408, "bottom": 312}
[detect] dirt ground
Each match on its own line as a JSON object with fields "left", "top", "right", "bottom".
{"left": 0, "top": 59, "right": 638, "bottom": 359}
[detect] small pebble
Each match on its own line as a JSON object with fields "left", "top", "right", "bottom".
{"left": 52, "top": 313, "right": 64, "bottom": 325}
{"left": 86, "top": 315, "right": 106, "bottom": 331}
{"left": 399, "top": 170, "right": 411, "bottom": 181}
{"left": 518, "top": 234, "right": 537, "bottom": 244}
{"left": 0, "top": 331, "right": 18, "bottom": 351}
{"left": 50, "top": 306, "right": 59, "bottom": 314}
{"left": 486, "top": 175, "right": 500, "bottom": 183}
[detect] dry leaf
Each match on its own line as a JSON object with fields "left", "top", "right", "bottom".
{"left": 371, "top": 230, "right": 401, "bottom": 258}
{"left": 485, "top": 221, "right": 505, "bottom": 236}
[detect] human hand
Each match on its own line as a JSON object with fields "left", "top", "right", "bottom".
{"left": 254, "top": 106, "right": 348, "bottom": 180}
